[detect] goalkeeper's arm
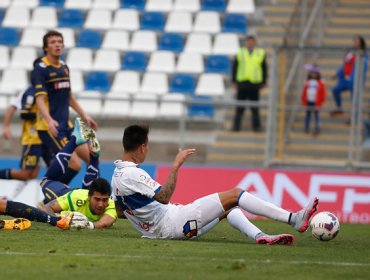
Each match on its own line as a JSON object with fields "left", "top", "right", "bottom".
{"left": 92, "top": 214, "right": 116, "bottom": 229}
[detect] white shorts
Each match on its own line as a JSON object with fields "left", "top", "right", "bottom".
{"left": 158, "top": 193, "right": 225, "bottom": 239}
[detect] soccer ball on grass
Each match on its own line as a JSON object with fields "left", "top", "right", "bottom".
{"left": 310, "top": 211, "right": 340, "bottom": 241}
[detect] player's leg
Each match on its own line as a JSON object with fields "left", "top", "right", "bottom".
{"left": 82, "top": 130, "right": 100, "bottom": 189}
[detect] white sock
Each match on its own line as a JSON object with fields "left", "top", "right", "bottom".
{"left": 198, "top": 218, "right": 220, "bottom": 237}
{"left": 238, "top": 191, "right": 291, "bottom": 223}
{"left": 227, "top": 208, "right": 261, "bottom": 240}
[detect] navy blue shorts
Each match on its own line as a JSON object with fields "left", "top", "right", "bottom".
{"left": 37, "top": 129, "right": 72, "bottom": 155}
{"left": 20, "top": 144, "right": 42, "bottom": 170}
{"left": 41, "top": 179, "right": 71, "bottom": 203}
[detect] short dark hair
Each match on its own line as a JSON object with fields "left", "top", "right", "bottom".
{"left": 88, "top": 178, "right": 111, "bottom": 196}
{"left": 122, "top": 125, "right": 149, "bottom": 152}
{"left": 355, "top": 35, "right": 367, "bottom": 52}
{"left": 42, "top": 30, "right": 64, "bottom": 54}
{"left": 246, "top": 35, "right": 256, "bottom": 41}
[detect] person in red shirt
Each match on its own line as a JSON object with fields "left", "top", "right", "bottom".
{"left": 301, "top": 65, "right": 326, "bottom": 136}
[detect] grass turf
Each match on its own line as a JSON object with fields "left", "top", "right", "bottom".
{"left": 0, "top": 217, "right": 369, "bottom": 280}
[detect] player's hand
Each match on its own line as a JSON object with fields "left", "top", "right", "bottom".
{"left": 70, "top": 212, "right": 89, "bottom": 229}
{"left": 84, "top": 115, "right": 98, "bottom": 131}
{"left": 47, "top": 118, "right": 59, "bottom": 137}
{"left": 173, "top": 148, "right": 196, "bottom": 169}
{"left": 2, "top": 126, "right": 11, "bottom": 140}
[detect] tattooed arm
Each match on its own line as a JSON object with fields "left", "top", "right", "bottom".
{"left": 153, "top": 148, "right": 195, "bottom": 204}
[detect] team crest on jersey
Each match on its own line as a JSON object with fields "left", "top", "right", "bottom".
{"left": 183, "top": 220, "right": 198, "bottom": 238}
{"left": 50, "top": 72, "right": 57, "bottom": 77}
{"left": 39, "top": 62, "right": 47, "bottom": 68}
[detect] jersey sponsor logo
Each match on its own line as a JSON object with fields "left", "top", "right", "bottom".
{"left": 54, "top": 81, "right": 70, "bottom": 89}
{"left": 76, "top": 199, "right": 85, "bottom": 207}
{"left": 139, "top": 221, "right": 151, "bottom": 232}
{"left": 50, "top": 72, "right": 57, "bottom": 77}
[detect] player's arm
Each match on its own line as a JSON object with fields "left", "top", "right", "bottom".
{"left": 35, "top": 94, "right": 59, "bottom": 137}
{"left": 92, "top": 214, "right": 116, "bottom": 229}
{"left": 2, "top": 105, "right": 16, "bottom": 140}
{"left": 43, "top": 199, "right": 63, "bottom": 215}
{"left": 154, "top": 148, "right": 195, "bottom": 204}
{"left": 69, "top": 92, "right": 98, "bottom": 130}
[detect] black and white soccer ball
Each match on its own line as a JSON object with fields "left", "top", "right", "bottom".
{"left": 310, "top": 211, "right": 340, "bottom": 241}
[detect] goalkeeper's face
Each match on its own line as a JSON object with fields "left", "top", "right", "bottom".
{"left": 89, "top": 192, "right": 110, "bottom": 215}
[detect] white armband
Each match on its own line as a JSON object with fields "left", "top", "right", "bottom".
{"left": 87, "top": 221, "right": 95, "bottom": 230}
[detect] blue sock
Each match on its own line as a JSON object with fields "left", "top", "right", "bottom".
{"left": 0, "top": 169, "right": 12, "bottom": 179}
{"left": 82, "top": 155, "right": 99, "bottom": 189}
{"left": 59, "top": 167, "right": 79, "bottom": 185}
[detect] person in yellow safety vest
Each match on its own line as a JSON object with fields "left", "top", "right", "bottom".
{"left": 231, "top": 36, "right": 267, "bottom": 132}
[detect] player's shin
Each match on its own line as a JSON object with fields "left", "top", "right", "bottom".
{"left": 82, "top": 155, "right": 99, "bottom": 189}
{"left": 227, "top": 207, "right": 261, "bottom": 240}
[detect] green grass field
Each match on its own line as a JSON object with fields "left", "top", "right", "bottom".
{"left": 1, "top": 217, "right": 369, "bottom": 280}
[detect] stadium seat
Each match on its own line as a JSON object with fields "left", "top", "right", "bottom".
{"left": 145, "top": 0, "right": 172, "bottom": 12}
{"left": 103, "top": 92, "right": 131, "bottom": 117}
{"left": 130, "top": 94, "right": 158, "bottom": 119}
{"left": 147, "top": 51, "right": 175, "bottom": 73}
{"left": 0, "top": 0, "right": 10, "bottom": 8}
{"left": 205, "top": 55, "right": 230, "bottom": 74}
{"left": 0, "top": 8, "right": 4, "bottom": 24}
{"left": 170, "top": 74, "right": 196, "bottom": 94}
{"left": 58, "top": 9, "right": 84, "bottom": 28}
{"left": 112, "top": 9, "right": 139, "bottom": 31}
{"left": 188, "top": 96, "right": 214, "bottom": 118}
{"left": 196, "top": 73, "right": 225, "bottom": 96}
{"left": 31, "top": 7, "right": 57, "bottom": 28}
{"left": 165, "top": 11, "right": 192, "bottom": 33}
{"left": 0, "top": 46, "right": 9, "bottom": 70}
{"left": 10, "top": 46, "right": 37, "bottom": 70}
{"left": 202, "top": 0, "right": 226, "bottom": 11}
{"left": 0, "top": 68, "right": 28, "bottom": 94}
{"left": 67, "top": 48, "right": 93, "bottom": 71}
{"left": 141, "top": 12, "right": 165, "bottom": 31}
{"left": 40, "top": 0, "right": 65, "bottom": 8}
{"left": 130, "top": 30, "right": 157, "bottom": 52}
{"left": 184, "top": 33, "right": 212, "bottom": 55}
{"left": 69, "top": 70, "right": 84, "bottom": 93}
{"left": 85, "top": 71, "right": 110, "bottom": 92}
{"left": 92, "top": 0, "right": 119, "bottom": 10}
{"left": 102, "top": 30, "right": 129, "bottom": 51}
{"left": 2, "top": 7, "right": 30, "bottom": 28}
{"left": 84, "top": 9, "right": 112, "bottom": 30}
{"left": 65, "top": 0, "right": 92, "bottom": 10}
{"left": 93, "top": 49, "right": 121, "bottom": 72}
{"left": 140, "top": 72, "right": 168, "bottom": 95}
{"left": 0, "top": 27, "right": 19, "bottom": 46}
{"left": 76, "top": 90, "right": 103, "bottom": 115}
{"left": 223, "top": 14, "right": 247, "bottom": 34}
{"left": 12, "top": 0, "right": 38, "bottom": 8}
{"left": 176, "top": 52, "right": 204, "bottom": 74}
{"left": 122, "top": 51, "right": 147, "bottom": 71}
{"left": 159, "top": 93, "right": 186, "bottom": 118}
{"left": 77, "top": 30, "right": 102, "bottom": 49}
{"left": 121, "top": 0, "right": 145, "bottom": 10}
{"left": 193, "top": 11, "right": 221, "bottom": 34}
{"left": 213, "top": 33, "right": 239, "bottom": 55}
{"left": 227, "top": 0, "right": 255, "bottom": 14}
{"left": 56, "top": 28, "right": 75, "bottom": 48}
{"left": 173, "top": 0, "right": 200, "bottom": 12}
{"left": 19, "top": 28, "right": 46, "bottom": 48}
{"left": 159, "top": 33, "right": 184, "bottom": 53}
{"left": 111, "top": 70, "right": 140, "bottom": 94}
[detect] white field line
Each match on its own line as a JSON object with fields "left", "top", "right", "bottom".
{"left": 0, "top": 251, "right": 369, "bottom": 267}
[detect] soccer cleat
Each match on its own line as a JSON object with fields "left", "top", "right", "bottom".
{"left": 0, "top": 218, "right": 31, "bottom": 230}
{"left": 72, "top": 117, "right": 92, "bottom": 146}
{"left": 89, "top": 129, "right": 101, "bottom": 157}
{"left": 56, "top": 211, "right": 74, "bottom": 230}
{"left": 255, "top": 233, "right": 295, "bottom": 245}
{"left": 293, "top": 197, "right": 319, "bottom": 232}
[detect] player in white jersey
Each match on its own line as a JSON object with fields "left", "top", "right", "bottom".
{"left": 112, "top": 125, "right": 319, "bottom": 244}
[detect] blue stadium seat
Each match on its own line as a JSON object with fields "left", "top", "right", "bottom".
{"left": 40, "top": 0, "right": 65, "bottom": 8}
{"left": 223, "top": 14, "right": 247, "bottom": 34}
{"left": 170, "top": 74, "right": 196, "bottom": 95}
{"left": 159, "top": 33, "right": 184, "bottom": 53}
{"left": 188, "top": 96, "right": 214, "bottom": 118}
{"left": 205, "top": 55, "right": 230, "bottom": 74}
{"left": 202, "top": 0, "right": 226, "bottom": 11}
{"left": 0, "top": 27, "right": 19, "bottom": 46}
{"left": 141, "top": 12, "right": 165, "bottom": 31}
{"left": 122, "top": 51, "right": 147, "bottom": 71}
{"left": 77, "top": 30, "right": 102, "bottom": 49}
{"left": 59, "top": 9, "right": 84, "bottom": 28}
{"left": 121, "top": 0, "right": 145, "bottom": 10}
{"left": 85, "top": 71, "right": 110, "bottom": 92}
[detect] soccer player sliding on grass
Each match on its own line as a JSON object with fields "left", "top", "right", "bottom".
{"left": 0, "top": 118, "right": 117, "bottom": 230}
{"left": 112, "top": 125, "right": 319, "bottom": 245}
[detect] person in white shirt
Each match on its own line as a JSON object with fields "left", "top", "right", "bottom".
{"left": 111, "top": 125, "right": 319, "bottom": 245}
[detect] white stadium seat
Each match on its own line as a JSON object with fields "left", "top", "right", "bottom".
{"left": 11, "top": 0, "right": 38, "bottom": 8}
{"left": 66, "top": 48, "right": 93, "bottom": 71}
{"left": 31, "top": 7, "right": 57, "bottom": 28}
{"left": 111, "top": 71, "right": 140, "bottom": 94}
{"left": 92, "top": 0, "right": 119, "bottom": 10}
{"left": 147, "top": 51, "right": 175, "bottom": 73}
{"left": 165, "top": 11, "right": 193, "bottom": 33}
{"left": 10, "top": 46, "right": 37, "bottom": 70}
{"left": 56, "top": 28, "right": 76, "bottom": 48}
{"left": 20, "top": 28, "right": 46, "bottom": 48}
{"left": 159, "top": 94, "right": 186, "bottom": 118}
{"left": 173, "top": 0, "right": 200, "bottom": 12}
{"left": 93, "top": 49, "right": 121, "bottom": 72}
{"left": 196, "top": 73, "right": 225, "bottom": 97}
{"left": 0, "top": 68, "right": 28, "bottom": 94}
{"left": 0, "top": 0, "right": 10, "bottom": 8}
{"left": 176, "top": 52, "right": 204, "bottom": 74}
{"left": 140, "top": 72, "right": 168, "bottom": 96}
{"left": 76, "top": 91, "right": 103, "bottom": 115}
{"left": 0, "top": 46, "right": 10, "bottom": 70}
{"left": 213, "top": 33, "right": 240, "bottom": 55}
{"left": 130, "top": 94, "right": 158, "bottom": 119}
{"left": 84, "top": 9, "right": 112, "bottom": 30}
{"left": 2, "top": 7, "right": 30, "bottom": 28}
{"left": 130, "top": 31, "right": 157, "bottom": 52}
{"left": 184, "top": 33, "right": 212, "bottom": 55}
{"left": 65, "top": 0, "right": 92, "bottom": 10}
{"left": 112, "top": 9, "right": 140, "bottom": 31}
{"left": 146, "top": 0, "right": 173, "bottom": 12}
{"left": 193, "top": 12, "right": 221, "bottom": 34}
{"left": 227, "top": 0, "right": 256, "bottom": 14}
{"left": 102, "top": 30, "right": 129, "bottom": 51}
{"left": 103, "top": 92, "right": 131, "bottom": 117}
{"left": 70, "top": 70, "right": 84, "bottom": 94}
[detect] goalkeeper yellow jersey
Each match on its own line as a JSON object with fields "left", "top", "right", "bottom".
{"left": 57, "top": 189, "right": 117, "bottom": 221}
